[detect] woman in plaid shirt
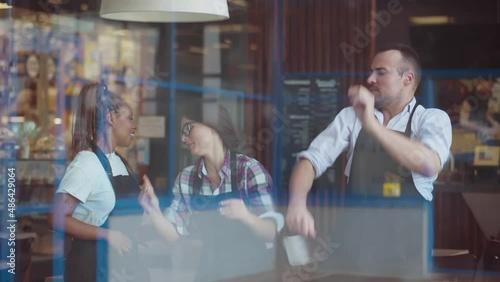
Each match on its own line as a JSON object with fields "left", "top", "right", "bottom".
{"left": 139, "top": 104, "right": 284, "bottom": 281}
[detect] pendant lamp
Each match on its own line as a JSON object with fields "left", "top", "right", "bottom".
{"left": 100, "top": 0, "right": 229, "bottom": 23}
{"left": 0, "top": 1, "right": 12, "bottom": 9}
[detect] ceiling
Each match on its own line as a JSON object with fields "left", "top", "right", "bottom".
{"left": 10, "top": 0, "right": 500, "bottom": 24}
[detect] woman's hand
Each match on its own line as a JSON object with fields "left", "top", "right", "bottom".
{"left": 219, "top": 199, "right": 251, "bottom": 222}
{"left": 107, "top": 230, "right": 132, "bottom": 256}
{"left": 139, "top": 175, "right": 161, "bottom": 214}
{"left": 221, "top": 199, "right": 278, "bottom": 240}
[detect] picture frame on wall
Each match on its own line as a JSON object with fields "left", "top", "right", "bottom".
{"left": 473, "top": 145, "right": 500, "bottom": 167}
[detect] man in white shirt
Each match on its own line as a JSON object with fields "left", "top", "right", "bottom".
{"left": 286, "top": 43, "right": 452, "bottom": 238}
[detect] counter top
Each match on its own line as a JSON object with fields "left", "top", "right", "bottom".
{"left": 434, "top": 183, "right": 500, "bottom": 193}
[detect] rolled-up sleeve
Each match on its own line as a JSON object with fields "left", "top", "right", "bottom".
{"left": 296, "top": 108, "right": 352, "bottom": 178}
{"left": 163, "top": 174, "right": 192, "bottom": 236}
{"left": 56, "top": 166, "right": 93, "bottom": 203}
{"left": 417, "top": 109, "right": 453, "bottom": 170}
{"left": 410, "top": 109, "right": 452, "bottom": 201}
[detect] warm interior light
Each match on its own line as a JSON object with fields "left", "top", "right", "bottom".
{"left": 54, "top": 118, "right": 62, "bottom": 125}
{"left": 1, "top": 116, "right": 25, "bottom": 123}
{"left": 189, "top": 46, "right": 206, "bottom": 54}
{"left": 409, "top": 16, "right": 454, "bottom": 25}
{"left": 10, "top": 116, "right": 25, "bottom": 123}
{"left": 100, "top": 0, "right": 229, "bottom": 23}
{"left": 0, "top": 2, "right": 12, "bottom": 9}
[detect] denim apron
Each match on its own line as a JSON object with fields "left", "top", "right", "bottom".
{"left": 64, "top": 144, "right": 148, "bottom": 282}
{"left": 187, "top": 152, "right": 274, "bottom": 282}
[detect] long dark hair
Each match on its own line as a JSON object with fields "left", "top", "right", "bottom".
{"left": 71, "top": 82, "right": 125, "bottom": 159}
{"left": 179, "top": 103, "right": 240, "bottom": 152}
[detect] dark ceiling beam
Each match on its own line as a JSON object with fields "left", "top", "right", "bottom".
{"left": 12, "top": 0, "right": 99, "bottom": 15}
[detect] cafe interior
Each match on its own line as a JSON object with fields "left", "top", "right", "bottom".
{"left": 1, "top": 0, "right": 500, "bottom": 281}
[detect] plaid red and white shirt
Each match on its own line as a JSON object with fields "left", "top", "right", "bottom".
{"left": 163, "top": 151, "right": 284, "bottom": 236}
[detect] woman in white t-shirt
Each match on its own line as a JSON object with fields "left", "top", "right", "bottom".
{"left": 48, "top": 82, "right": 144, "bottom": 282}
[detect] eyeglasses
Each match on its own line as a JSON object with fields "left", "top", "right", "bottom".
{"left": 181, "top": 122, "right": 196, "bottom": 137}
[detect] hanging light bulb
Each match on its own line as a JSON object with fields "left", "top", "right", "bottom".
{"left": 100, "top": 0, "right": 229, "bottom": 23}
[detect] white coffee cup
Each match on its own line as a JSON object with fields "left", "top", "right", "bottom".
{"left": 283, "top": 235, "right": 312, "bottom": 266}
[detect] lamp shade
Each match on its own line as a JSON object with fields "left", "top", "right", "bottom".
{"left": 0, "top": 1, "right": 12, "bottom": 9}
{"left": 100, "top": 0, "right": 229, "bottom": 23}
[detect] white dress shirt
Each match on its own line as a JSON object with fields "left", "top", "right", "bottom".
{"left": 297, "top": 98, "right": 452, "bottom": 201}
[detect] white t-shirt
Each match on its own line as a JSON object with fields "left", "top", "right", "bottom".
{"left": 56, "top": 150, "right": 129, "bottom": 226}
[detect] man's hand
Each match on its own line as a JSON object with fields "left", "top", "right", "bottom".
{"left": 348, "top": 85, "right": 378, "bottom": 130}
{"left": 286, "top": 204, "right": 316, "bottom": 238}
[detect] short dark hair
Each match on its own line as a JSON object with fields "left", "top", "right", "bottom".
{"left": 377, "top": 43, "right": 422, "bottom": 87}
{"left": 179, "top": 103, "right": 240, "bottom": 152}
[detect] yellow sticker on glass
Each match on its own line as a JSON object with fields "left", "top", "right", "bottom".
{"left": 383, "top": 182, "right": 401, "bottom": 197}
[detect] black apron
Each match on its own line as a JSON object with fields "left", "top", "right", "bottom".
{"left": 334, "top": 104, "right": 427, "bottom": 278}
{"left": 186, "top": 152, "right": 274, "bottom": 282}
{"left": 348, "top": 103, "right": 421, "bottom": 198}
{"left": 64, "top": 144, "right": 148, "bottom": 282}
